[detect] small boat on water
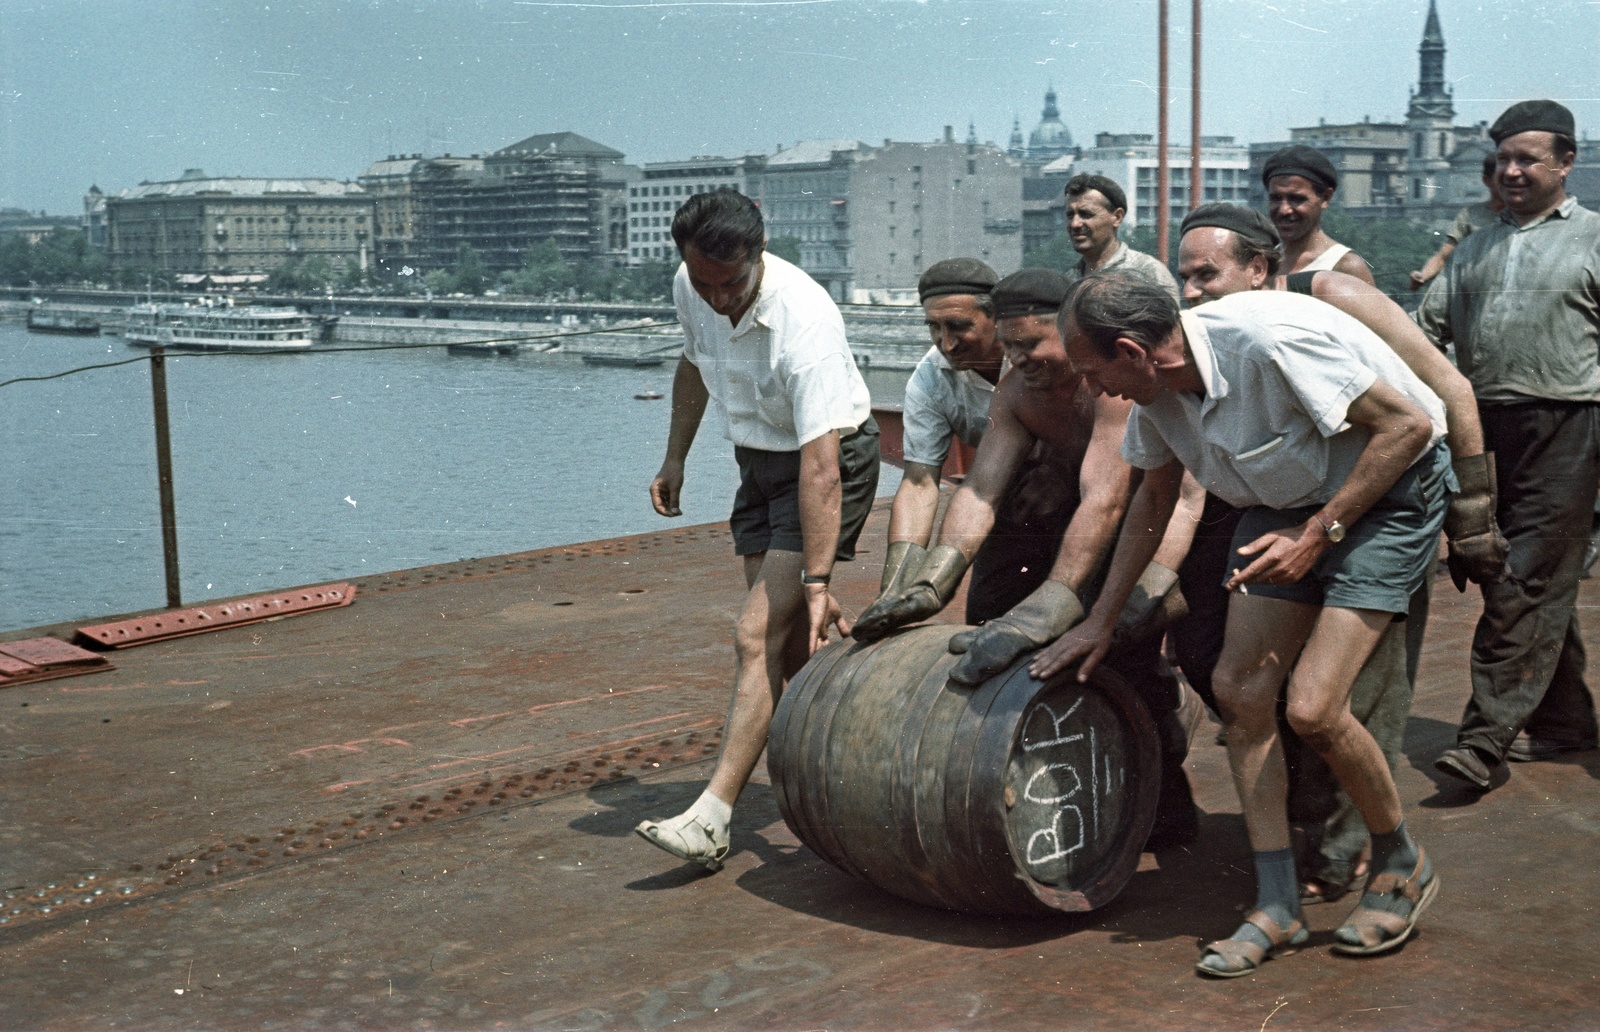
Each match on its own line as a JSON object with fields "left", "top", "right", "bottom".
{"left": 26, "top": 306, "right": 101, "bottom": 335}
{"left": 123, "top": 300, "right": 315, "bottom": 351}
{"left": 634, "top": 389, "right": 664, "bottom": 401}
{"left": 581, "top": 353, "right": 665, "bottom": 368}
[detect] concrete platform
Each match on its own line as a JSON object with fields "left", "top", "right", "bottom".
{"left": 2, "top": 498, "right": 1598, "bottom": 1030}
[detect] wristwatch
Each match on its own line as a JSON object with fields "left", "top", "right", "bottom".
{"left": 801, "top": 571, "right": 831, "bottom": 586}
{"left": 1314, "top": 512, "right": 1347, "bottom": 543}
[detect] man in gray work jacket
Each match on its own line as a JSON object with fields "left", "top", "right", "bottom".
{"left": 1420, "top": 99, "right": 1600, "bottom": 787}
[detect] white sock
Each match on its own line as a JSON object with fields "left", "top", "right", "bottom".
{"left": 683, "top": 789, "right": 732, "bottom": 833}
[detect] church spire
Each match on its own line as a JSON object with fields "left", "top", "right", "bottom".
{"left": 1408, "top": 0, "right": 1453, "bottom": 121}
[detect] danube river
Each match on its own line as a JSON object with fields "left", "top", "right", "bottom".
{"left": 1, "top": 323, "right": 905, "bottom": 631}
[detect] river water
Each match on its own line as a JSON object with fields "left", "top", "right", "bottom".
{"left": 1, "top": 323, "right": 906, "bottom": 632}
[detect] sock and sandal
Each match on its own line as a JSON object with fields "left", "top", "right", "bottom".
{"left": 634, "top": 790, "right": 732, "bottom": 872}
{"left": 1197, "top": 821, "right": 1438, "bottom": 977}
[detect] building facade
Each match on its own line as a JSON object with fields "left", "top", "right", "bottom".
{"left": 102, "top": 170, "right": 374, "bottom": 277}
{"left": 757, "top": 130, "right": 1024, "bottom": 303}
{"left": 628, "top": 156, "right": 764, "bottom": 264}
{"left": 1071, "top": 134, "right": 1251, "bottom": 232}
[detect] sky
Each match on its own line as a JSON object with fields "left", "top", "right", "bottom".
{"left": 1, "top": 0, "right": 1597, "bottom": 215}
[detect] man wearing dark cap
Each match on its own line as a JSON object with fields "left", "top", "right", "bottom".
{"left": 1062, "top": 173, "right": 1180, "bottom": 300}
{"left": 1419, "top": 99, "right": 1600, "bottom": 788}
{"left": 1261, "top": 145, "right": 1375, "bottom": 285}
{"left": 856, "top": 267, "right": 1203, "bottom": 846}
{"left": 1175, "top": 202, "right": 1502, "bottom": 904}
{"left": 873, "top": 258, "right": 1005, "bottom": 613}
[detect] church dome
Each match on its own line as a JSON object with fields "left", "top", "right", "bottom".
{"left": 1027, "top": 87, "right": 1073, "bottom": 158}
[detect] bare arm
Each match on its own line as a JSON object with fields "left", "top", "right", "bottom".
{"left": 934, "top": 384, "right": 1034, "bottom": 560}
{"left": 1409, "top": 241, "right": 1455, "bottom": 290}
{"left": 1333, "top": 249, "right": 1377, "bottom": 287}
{"left": 1228, "top": 380, "right": 1433, "bottom": 589}
{"left": 650, "top": 357, "right": 709, "bottom": 517}
{"left": 1150, "top": 470, "right": 1208, "bottom": 571}
{"left": 1030, "top": 460, "right": 1185, "bottom": 680}
{"left": 1045, "top": 392, "right": 1136, "bottom": 591}
{"left": 886, "top": 462, "right": 943, "bottom": 546}
{"left": 798, "top": 429, "right": 846, "bottom": 652}
{"left": 1309, "top": 271, "right": 1484, "bottom": 457}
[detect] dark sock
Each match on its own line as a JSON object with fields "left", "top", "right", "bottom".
{"left": 1200, "top": 848, "right": 1301, "bottom": 971}
{"left": 1338, "top": 819, "right": 1432, "bottom": 937}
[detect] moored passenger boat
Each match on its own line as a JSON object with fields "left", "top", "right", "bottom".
{"left": 122, "top": 301, "right": 315, "bottom": 350}
{"left": 25, "top": 305, "right": 101, "bottom": 335}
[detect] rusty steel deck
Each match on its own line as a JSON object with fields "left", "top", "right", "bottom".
{"left": 2, "top": 498, "right": 1598, "bottom": 1030}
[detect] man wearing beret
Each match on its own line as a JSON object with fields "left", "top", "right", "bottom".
{"left": 856, "top": 267, "right": 1203, "bottom": 846}
{"left": 1419, "top": 99, "right": 1600, "bottom": 788}
{"left": 1261, "top": 145, "right": 1376, "bottom": 285}
{"left": 1173, "top": 202, "right": 1503, "bottom": 904}
{"left": 635, "top": 191, "right": 880, "bottom": 871}
{"left": 1043, "top": 269, "right": 1450, "bottom": 974}
{"left": 1061, "top": 173, "right": 1180, "bottom": 300}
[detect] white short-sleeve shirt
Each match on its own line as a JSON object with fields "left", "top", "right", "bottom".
{"left": 1122, "top": 291, "right": 1446, "bottom": 510}
{"left": 901, "top": 347, "right": 999, "bottom": 468}
{"left": 675, "top": 253, "right": 872, "bottom": 452}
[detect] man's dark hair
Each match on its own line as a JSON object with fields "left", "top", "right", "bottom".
{"left": 1064, "top": 174, "right": 1128, "bottom": 214}
{"left": 1553, "top": 134, "right": 1578, "bottom": 162}
{"left": 1232, "top": 234, "right": 1281, "bottom": 279}
{"left": 671, "top": 191, "right": 765, "bottom": 264}
{"left": 1062, "top": 270, "right": 1180, "bottom": 361}
{"left": 1480, "top": 151, "right": 1497, "bottom": 178}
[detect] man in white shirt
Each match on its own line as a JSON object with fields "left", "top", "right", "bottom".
{"left": 635, "top": 191, "right": 879, "bottom": 873}
{"left": 1041, "top": 273, "right": 1447, "bottom": 976}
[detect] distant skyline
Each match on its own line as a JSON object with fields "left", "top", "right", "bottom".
{"left": 2, "top": 0, "right": 1597, "bottom": 215}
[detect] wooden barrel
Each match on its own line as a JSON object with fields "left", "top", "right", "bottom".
{"left": 767, "top": 624, "right": 1160, "bottom": 916}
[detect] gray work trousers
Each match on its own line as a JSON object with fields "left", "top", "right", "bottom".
{"left": 1458, "top": 402, "right": 1600, "bottom": 758}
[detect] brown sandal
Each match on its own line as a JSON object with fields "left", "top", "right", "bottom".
{"left": 1331, "top": 849, "right": 1439, "bottom": 956}
{"left": 1196, "top": 910, "right": 1309, "bottom": 978}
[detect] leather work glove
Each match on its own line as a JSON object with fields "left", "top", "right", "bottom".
{"left": 1443, "top": 452, "right": 1510, "bottom": 591}
{"left": 878, "top": 540, "right": 928, "bottom": 596}
{"left": 853, "top": 544, "right": 969, "bottom": 642}
{"left": 1110, "top": 562, "right": 1189, "bottom": 650}
{"left": 946, "top": 580, "right": 1084, "bottom": 686}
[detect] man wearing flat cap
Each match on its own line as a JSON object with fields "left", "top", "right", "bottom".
{"left": 1261, "top": 145, "right": 1376, "bottom": 285}
{"left": 1174, "top": 202, "right": 1501, "bottom": 905}
{"left": 1061, "top": 173, "right": 1180, "bottom": 300}
{"left": 857, "top": 267, "right": 1203, "bottom": 847}
{"left": 1419, "top": 99, "right": 1600, "bottom": 789}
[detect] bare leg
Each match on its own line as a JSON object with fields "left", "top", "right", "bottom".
{"left": 1282, "top": 606, "right": 1403, "bottom": 836}
{"left": 704, "top": 549, "right": 808, "bottom": 806}
{"left": 1211, "top": 594, "right": 1320, "bottom": 853}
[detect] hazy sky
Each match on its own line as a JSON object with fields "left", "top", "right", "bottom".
{"left": 2, "top": 0, "right": 1596, "bottom": 215}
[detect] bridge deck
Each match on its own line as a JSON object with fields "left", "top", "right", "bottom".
{"left": 2, "top": 497, "right": 1596, "bottom": 1030}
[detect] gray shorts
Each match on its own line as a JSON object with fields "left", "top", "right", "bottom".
{"left": 730, "top": 418, "right": 880, "bottom": 559}
{"left": 1227, "top": 444, "right": 1451, "bottom": 614}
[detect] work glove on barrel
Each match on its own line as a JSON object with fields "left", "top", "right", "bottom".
{"left": 1110, "top": 562, "right": 1188, "bottom": 650}
{"left": 1443, "top": 452, "right": 1510, "bottom": 591}
{"left": 853, "top": 544, "right": 969, "bottom": 641}
{"left": 946, "top": 580, "right": 1084, "bottom": 687}
{"left": 877, "top": 540, "right": 928, "bottom": 597}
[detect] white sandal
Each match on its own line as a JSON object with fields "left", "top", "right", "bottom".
{"left": 634, "top": 815, "right": 729, "bottom": 872}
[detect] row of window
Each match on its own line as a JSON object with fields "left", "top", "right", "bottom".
{"left": 629, "top": 181, "right": 737, "bottom": 198}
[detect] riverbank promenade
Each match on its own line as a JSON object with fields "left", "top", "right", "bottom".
{"left": 2, "top": 497, "right": 1597, "bottom": 1030}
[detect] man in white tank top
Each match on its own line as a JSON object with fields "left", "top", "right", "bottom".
{"left": 1262, "top": 145, "right": 1376, "bottom": 284}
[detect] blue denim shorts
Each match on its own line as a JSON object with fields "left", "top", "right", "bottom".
{"left": 1227, "top": 444, "right": 1452, "bottom": 613}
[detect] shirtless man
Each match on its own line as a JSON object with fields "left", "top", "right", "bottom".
{"left": 855, "top": 267, "right": 1201, "bottom": 845}
{"left": 1261, "top": 145, "right": 1375, "bottom": 285}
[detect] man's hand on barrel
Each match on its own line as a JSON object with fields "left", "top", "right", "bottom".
{"left": 946, "top": 580, "right": 1084, "bottom": 686}
{"left": 804, "top": 581, "right": 849, "bottom": 655}
{"left": 1028, "top": 607, "right": 1116, "bottom": 683}
{"left": 1109, "top": 562, "right": 1187, "bottom": 649}
{"left": 853, "top": 544, "right": 969, "bottom": 641}
{"left": 1443, "top": 452, "right": 1510, "bottom": 591}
